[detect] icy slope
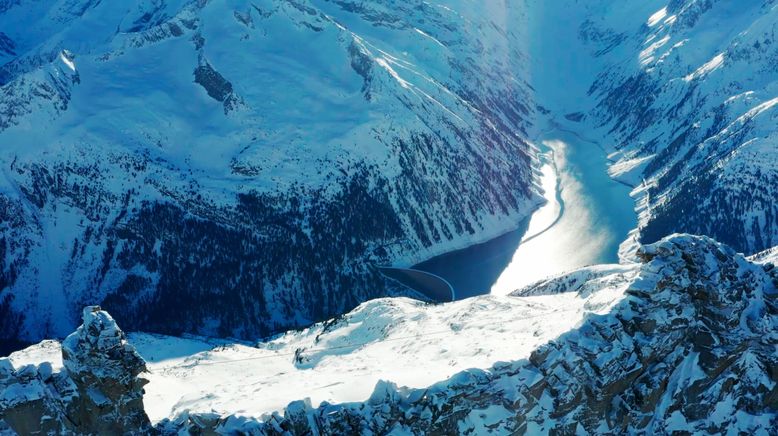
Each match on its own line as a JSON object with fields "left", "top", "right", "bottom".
{"left": 0, "top": 0, "right": 540, "bottom": 342}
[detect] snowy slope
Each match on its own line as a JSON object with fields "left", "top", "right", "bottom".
{"left": 4, "top": 0, "right": 777, "bottom": 347}
{"left": 578, "top": 0, "right": 778, "bottom": 254}
{"left": 160, "top": 234, "right": 777, "bottom": 434}
{"left": 7, "top": 234, "right": 777, "bottom": 434}
{"left": 0, "top": 0, "right": 541, "bottom": 342}
{"left": 9, "top": 266, "right": 632, "bottom": 423}
{"left": 751, "top": 245, "right": 778, "bottom": 265}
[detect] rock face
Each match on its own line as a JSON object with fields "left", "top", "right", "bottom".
{"left": 60, "top": 306, "right": 152, "bottom": 434}
{"left": 159, "top": 235, "right": 778, "bottom": 434}
{"left": 0, "top": 306, "right": 153, "bottom": 434}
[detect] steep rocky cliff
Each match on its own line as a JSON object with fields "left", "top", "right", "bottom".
{"left": 0, "top": 306, "right": 153, "bottom": 434}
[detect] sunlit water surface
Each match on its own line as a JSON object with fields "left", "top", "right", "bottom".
{"left": 412, "top": 128, "right": 636, "bottom": 298}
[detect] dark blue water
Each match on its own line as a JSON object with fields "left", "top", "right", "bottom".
{"left": 410, "top": 219, "right": 531, "bottom": 299}
{"left": 0, "top": 339, "right": 34, "bottom": 357}
{"left": 402, "top": 126, "right": 637, "bottom": 300}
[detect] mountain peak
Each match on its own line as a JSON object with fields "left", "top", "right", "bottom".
{"left": 1, "top": 305, "right": 153, "bottom": 434}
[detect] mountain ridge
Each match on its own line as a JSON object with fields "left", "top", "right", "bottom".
{"left": 157, "top": 233, "right": 778, "bottom": 434}
{"left": 1, "top": 1, "right": 777, "bottom": 408}
{"left": 4, "top": 233, "right": 776, "bottom": 434}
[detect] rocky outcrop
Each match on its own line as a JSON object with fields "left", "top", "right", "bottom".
{"left": 0, "top": 306, "right": 153, "bottom": 435}
{"left": 158, "top": 234, "right": 777, "bottom": 434}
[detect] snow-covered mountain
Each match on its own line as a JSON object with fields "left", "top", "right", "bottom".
{"left": 579, "top": 0, "right": 778, "bottom": 254}
{"left": 175, "top": 234, "right": 776, "bottom": 434}
{"left": 517, "top": 0, "right": 778, "bottom": 258}
{"left": 2, "top": 1, "right": 778, "bottom": 432}
{"left": 4, "top": 234, "right": 776, "bottom": 433}
{"left": 0, "top": 0, "right": 540, "bottom": 343}
{"left": 2, "top": 0, "right": 777, "bottom": 348}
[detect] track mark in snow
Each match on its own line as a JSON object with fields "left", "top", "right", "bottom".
{"left": 414, "top": 28, "right": 446, "bottom": 47}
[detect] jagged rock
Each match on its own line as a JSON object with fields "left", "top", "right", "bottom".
{"left": 0, "top": 306, "right": 154, "bottom": 435}
{"left": 162, "top": 234, "right": 777, "bottom": 434}
{"left": 60, "top": 306, "right": 152, "bottom": 434}
{"left": 0, "top": 359, "right": 69, "bottom": 435}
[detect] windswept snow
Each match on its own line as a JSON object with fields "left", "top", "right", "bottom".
{"left": 640, "top": 35, "right": 671, "bottom": 65}
{"left": 140, "top": 284, "right": 626, "bottom": 421}
{"left": 750, "top": 246, "right": 778, "bottom": 265}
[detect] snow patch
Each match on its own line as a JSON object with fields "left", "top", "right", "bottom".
{"left": 684, "top": 53, "right": 725, "bottom": 81}
{"left": 59, "top": 50, "right": 76, "bottom": 71}
{"left": 640, "top": 35, "right": 670, "bottom": 65}
{"left": 647, "top": 7, "right": 668, "bottom": 27}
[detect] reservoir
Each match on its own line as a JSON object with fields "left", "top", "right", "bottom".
{"left": 389, "top": 126, "right": 638, "bottom": 300}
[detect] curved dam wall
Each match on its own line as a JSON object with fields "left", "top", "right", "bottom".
{"left": 379, "top": 268, "right": 455, "bottom": 302}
